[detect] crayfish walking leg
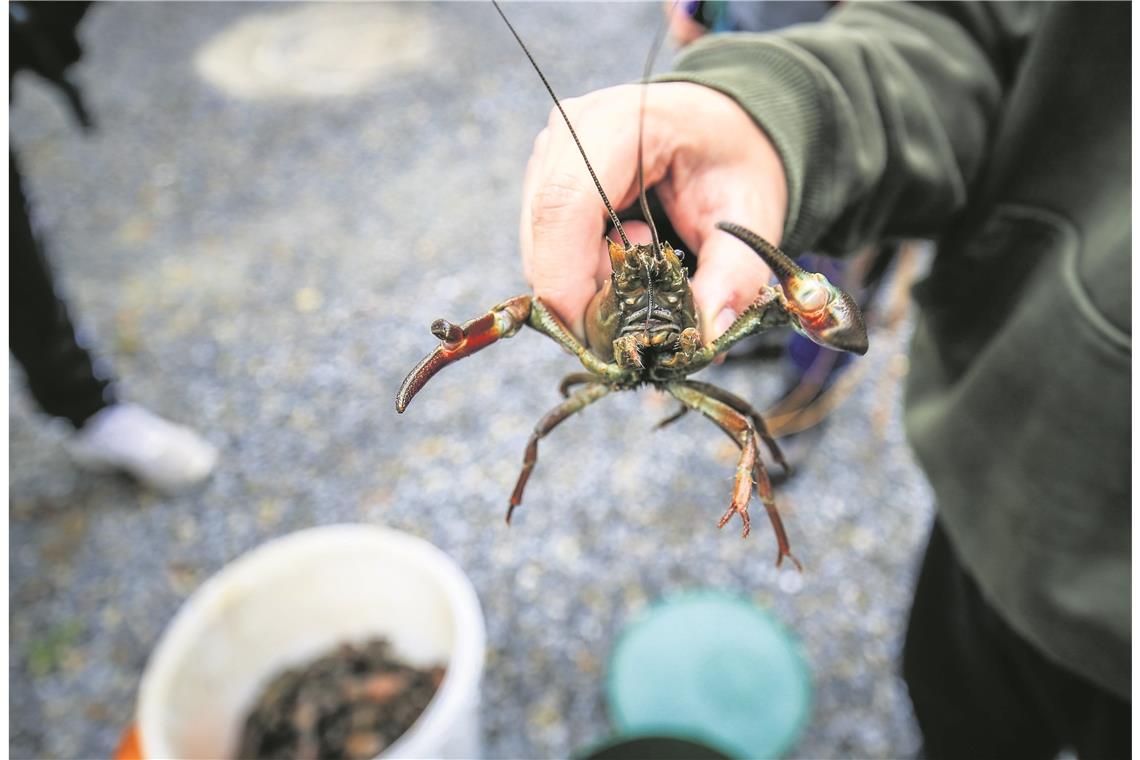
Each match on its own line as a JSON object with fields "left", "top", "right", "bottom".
{"left": 557, "top": 372, "right": 597, "bottom": 398}
{"left": 667, "top": 381, "right": 802, "bottom": 570}
{"left": 682, "top": 379, "right": 790, "bottom": 474}
{"left": 508, "top": 382, "right": 610, "bottom": 523}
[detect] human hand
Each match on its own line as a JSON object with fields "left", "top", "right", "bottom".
{"left": 519, "top": 82, "right": 788, "bottom": 343}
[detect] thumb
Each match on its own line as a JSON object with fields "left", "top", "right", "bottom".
{"left": 689, "top": 228, "right": 774, "bottom": 343}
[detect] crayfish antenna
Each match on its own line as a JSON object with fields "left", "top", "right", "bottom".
{"left": 491, "top": 0, "right": 631, "bottom": 248}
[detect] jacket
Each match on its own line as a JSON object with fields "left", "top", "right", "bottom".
{"left": 664, "top": 1, "right": 1130, "bottom": 697}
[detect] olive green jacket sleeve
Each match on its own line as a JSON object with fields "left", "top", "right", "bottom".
{"left": 662, "top": 2, "right": 1038, "bottom": 254}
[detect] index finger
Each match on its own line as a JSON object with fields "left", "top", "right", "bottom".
{"left": 520, "top": 93, "right": 644, "bottom": 337}
{"left": 521, "top": 166, "right": 607, "bottom": 340}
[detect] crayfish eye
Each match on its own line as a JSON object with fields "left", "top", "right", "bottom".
{"left": 788, "top": 274, "right": 830, "bottom": 314}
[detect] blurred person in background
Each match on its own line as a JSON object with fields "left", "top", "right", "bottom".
{"left": 10, "top": 1, "right": 216, "bottom": 493}
{"left": 520, "top": 2, "right": 1129, "bottom": 757}
{"left": 669, "top": 0, "right": 833, "bottom": 43}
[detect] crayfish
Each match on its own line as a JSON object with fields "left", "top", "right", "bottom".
{"left": 395, "top": 2, "right": 868, "bottom": 569}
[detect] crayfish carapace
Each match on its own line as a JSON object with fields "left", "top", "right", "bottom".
{"left": 395, "top": 2, "right": 868, "bottom": 569}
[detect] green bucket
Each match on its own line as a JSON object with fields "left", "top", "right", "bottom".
{"left": 605, "top": 593, "right": 812, "bottom": 759}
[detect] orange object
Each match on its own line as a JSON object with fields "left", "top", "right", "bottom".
{"left": 113, "top": 724, "right": 142, "bottom": 760}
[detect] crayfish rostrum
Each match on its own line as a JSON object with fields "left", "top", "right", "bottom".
{"left": 395, "top": 2, "right": 869, "bottom": 569}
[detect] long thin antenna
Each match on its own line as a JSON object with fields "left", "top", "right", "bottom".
{"left": 637, "top": 4, "right": 672, "bottom": 331}
{"left": 492, "top": 0, "right": 630, "bottom": 248}
{"left": 637, "top": 5, "right": 672, "bottom": 257}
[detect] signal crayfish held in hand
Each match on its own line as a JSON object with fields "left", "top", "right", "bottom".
{"left": 395, "top": 2, "right": 869, "bottom": 570}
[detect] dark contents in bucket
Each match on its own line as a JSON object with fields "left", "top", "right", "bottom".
{"left": 237, "top": 638, "right": 446, "bottom": 760}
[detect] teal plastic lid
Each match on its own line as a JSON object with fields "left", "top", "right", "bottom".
{"left": 606, "top": 593, "right": 812, "bottom": 760}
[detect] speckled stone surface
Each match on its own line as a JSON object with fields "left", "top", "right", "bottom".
{"left": 9, "top": 3, "right": 934, "bottom": 758}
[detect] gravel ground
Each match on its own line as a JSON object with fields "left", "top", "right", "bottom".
{"left": 9, "top": 3, "right": 935, "bottom": 758}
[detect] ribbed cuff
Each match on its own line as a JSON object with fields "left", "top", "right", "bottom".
{"left": 656, "top": 34, "right": 836, "bottom": 254}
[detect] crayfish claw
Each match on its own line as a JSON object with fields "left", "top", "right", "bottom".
{"left": 716, "top": 221, "right": 868, "bottom": 356}
{"left": 430, "top": 319, "right": 464, "bottom": 347}
{"left": 396, "top": 295, "right": 533, "bottom": 414}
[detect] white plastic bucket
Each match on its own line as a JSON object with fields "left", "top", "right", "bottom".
{"left": 137, "top": 524, "right": 485, "bottom": 759}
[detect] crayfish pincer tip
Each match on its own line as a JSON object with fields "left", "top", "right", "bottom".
{"left": 715, "top": 220, "right": 801, "bottom": 280}
{"left": 395, "top": 383, "right": 418, "bottom": 413}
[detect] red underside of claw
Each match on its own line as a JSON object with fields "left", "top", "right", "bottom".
{"left": 396, "top": 313, "right": 501, "bottom": 413}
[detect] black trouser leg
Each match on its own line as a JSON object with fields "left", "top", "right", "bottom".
{"left": 903, "top": 520, "right": 1130, "bottom": 760}
{"left": 9, "top": 150, "right": 114, "bottom": 428}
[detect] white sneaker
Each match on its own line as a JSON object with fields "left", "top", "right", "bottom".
{"left": 68, "top": 403, "right": 218, "bottom": 494}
